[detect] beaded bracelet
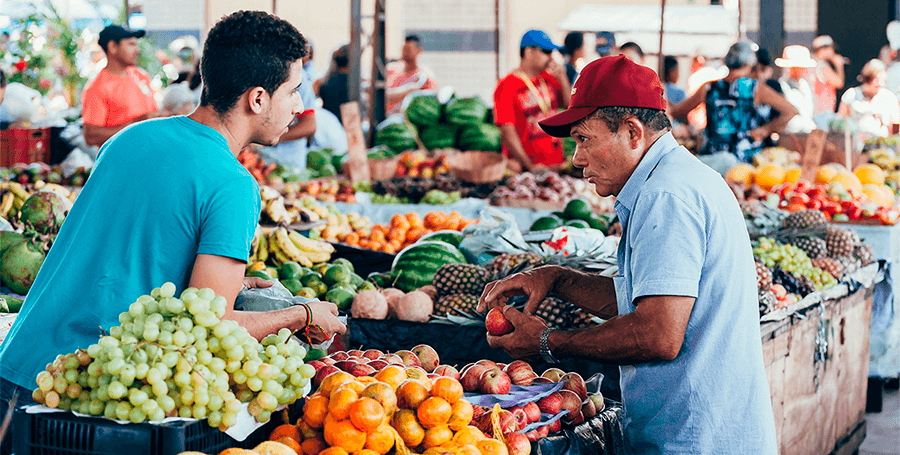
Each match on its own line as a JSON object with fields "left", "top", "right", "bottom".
{"left": 296, "top": 302, "right": 329, "bottom": 344}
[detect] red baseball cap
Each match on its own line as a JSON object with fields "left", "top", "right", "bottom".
{"left": 539, "top": 54, "right": 666, "bottom": 138}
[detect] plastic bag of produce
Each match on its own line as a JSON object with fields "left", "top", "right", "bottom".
{"left": 459, "top": 207, "right": 529, "bottom": 263}
{"left": 234, "top": 280, "right": 317, "bottom": 312}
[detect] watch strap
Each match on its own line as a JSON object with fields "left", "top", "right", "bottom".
{"left": 540, "top": 327, "right": 560, "bottom": 364}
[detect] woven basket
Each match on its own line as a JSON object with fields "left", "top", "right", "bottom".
{"left": 446, "top": 151, "right": 507, "bottom": 184}
{"left": 368, "top": 155, "right": 400, "bottom": 180}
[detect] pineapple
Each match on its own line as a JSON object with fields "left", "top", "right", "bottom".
{"left": 853, "top": 244, "right": 875, "bottom": 266}
{"left": 782, "top": 210, "right": 827, "bottom": 230}
{"left": 825, "top": 226, "right": 860, "bottom": 257}
{"left": 487, "top": 253, "right": 543, "bottom": 279}
{"left": 433, "top": 264, "right": 494, "bottom": 296}
{"left": 755, "top": 261, "right": 773, "bottom": 291}
{"left": 791, "top": 236, "right": 827, "bottom": 259}
{"left": 759, "top": 290, "right": 777, "bottom": 316}
{"left": 533, "top": 296, "right": 596, "bottom": 330}
{"left": 434, "top": 294, "right": 480, "bottom": 317}
{"left": 811, "top": 257, "right": 846, "bottom": 281}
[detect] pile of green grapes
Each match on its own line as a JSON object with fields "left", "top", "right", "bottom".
{"left": 32, "top": 282, "right": 315, "bottom": 429}
{"left": 753, "top": 237, "right": 838, "bottom": 291}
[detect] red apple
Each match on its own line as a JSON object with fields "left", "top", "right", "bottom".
{"left": 532, "top": 377, "right": 553, "bottom": 384}
{"left": 541, "top": 368, "right": 565, "bottom": 381}
{"left": 320, "top": 357, "right": 337, "bottom": 366}
{"left": 479, "top": 367, "right": 512, "bottom": 395}
{"left": 427, "top": 373, "right": 441, "bottom": 381}
{"left": 313, "top": 365, "right": 340, "bottom": 388}
{"left": 460, "top": 363, "right": 478, "bottom": 373}
{"left": 395, "top": 350, "right": 421, "bottom": 368}
{"left": 504, "top": 360, "right": 537, "bottom": 386}
{"left": 562, "top": 372, "right": 588, "bottom": 401}
{"left": 475, "top": 359, "right": 498, "bottom": 368}
{"left": 536, "top": 392, "right": 563, "bottom": 415}
{"left": 523, "top": 401, "right": 541, "bottom": 423}
{"left": 558, "top": 390, "right": 582, "bottom": 421}
{"left": 582, "top": 397, "right": 597, "bottom": 419}
{"left": 477, "top": 409, "right": 516, "bottom": 436}
{"left": 411, "top": 344, "right": 440, "bottom": 373}
{"left": 471, "top": 405, "right": 488, "bottom": 422}
{"left": 485, "top": 307, "right": 515, "bottom": 336}
{"left": 329, "top": 351, "right": 349, "bottom": 361}
{"left": 526, "top": 429, "right": 540, "bottom": 442}
{"left": 433, "top": 364, "right": 460, "bottom": 381}
{"left": 509, "top": 406, "right": 529, "bottom": 431}
{"left": 568, "top": 410, "right": 585, "bottom": 425}
{"left": 382, "top": 353, "right": 403, "bottom": 365}
{"left": 506, "top": 431, "right": 532, "bottom": 455}
{"left": 334, "top": 360, "right": 357, "bottom": 371}
{"left": 362, "top": 349, "right": 383, "bottom": 360}
{"left": 347, "top": 349, "right": 364, "bottom": 358}
{"left": 548, "top": 418, "right": 562, "bottom": 434}
{"left": 537, "top": 424, "right": 549, "bottom": 438}
{"left": 366, "top": 359, "right": 389, "bottom": 370}
{"left": 461, "top": 365, "right": 489, "bottom": 392}
{"left": 589, "top": 393, "right": 605, "bottom": 413}
{"left": 497, "top": 363, "right": 507, "bottom": 370}
{"left": 307, "top": 360, "right": 326, "bottom": 372}
{"left": 348, "top": 363, "right": 376, "bottom": 377}
{"left": 405, "top": 366, "right": 429, "bottom": 382}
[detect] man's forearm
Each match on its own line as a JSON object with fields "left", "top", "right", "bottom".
{"left": 546, "top": 265, "right": 618, "bottom": 319}
{"left": 549, "top": 312, "right": 674, "bottom": 364}
{"left": 83, "top": 123, "right": 129, "bottom": 147}
{"left": 225, "top": 306, "right": 308, "bottom": 341}
{"left": 499, "top": 125, "right": 535, "bottom": 171}
{"left": 280, "top": 114, "right": 317, "bottom": 142}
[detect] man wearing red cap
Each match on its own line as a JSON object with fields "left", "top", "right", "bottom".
{"left": 479, "top": 55, "right": 777, "bottom": 453}
{"left": 493, "top": 30, "right": 571, "bottom": 172}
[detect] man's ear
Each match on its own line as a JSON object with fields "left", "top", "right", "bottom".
{"left": 625, "top": 117, "right": 645, "bottom": 149}
{"left": 247, "top": 87, "right": 268, "bottom": 114}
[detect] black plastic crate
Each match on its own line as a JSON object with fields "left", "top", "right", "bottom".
{"left": 13, "top": 403, "right": 302, "bottom": 455}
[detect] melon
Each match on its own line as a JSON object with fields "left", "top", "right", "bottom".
{"left": 0, "top": 239, "right": 46, "bottom": 294}
{"left": 19, "top": 191, "right": 72, "bottom": 234}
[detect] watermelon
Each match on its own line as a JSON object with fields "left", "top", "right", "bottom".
{"left": 306, "top": 150, "right": 330, "bottom": 171}
{"left": 406, "top": 96, "right": 442, "bottom": 127}
{"left": 419, "top": 124, "right": 458, "bottom": 150}
{"left": 444, "top": 97, "right": 488, "bottom": 126}
{"left": 418, "top": 230, "right": 464, "bottom": 247}
{"left": 458, "top": 123, "right": 501, "bottom": 152}
{"left": 391, "top": 241, "right": 466, "bottom": 292}
{"left": 375, "top": 122, "right": 417, "bottom": 154}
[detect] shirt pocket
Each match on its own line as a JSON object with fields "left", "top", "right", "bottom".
{"left": 612, "top": 275, "right": 633, "bottom": 315}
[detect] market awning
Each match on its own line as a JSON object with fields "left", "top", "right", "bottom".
{"left": 557, "top": 4, "right": 740, "bottom": 57}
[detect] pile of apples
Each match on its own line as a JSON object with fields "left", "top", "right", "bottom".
{"left": 307, "top": 344, "right": 449, "bottom": 390}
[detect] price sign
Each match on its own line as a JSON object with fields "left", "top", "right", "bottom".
{"left": 799, "top": 129, "right": 827, "bottom": 183}
{"left": 340, "top": 101, "right": 371, "bottom": 182}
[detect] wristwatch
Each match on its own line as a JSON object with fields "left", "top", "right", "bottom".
{"left": 540, "top": 328, "right": 560, "bottom": 364}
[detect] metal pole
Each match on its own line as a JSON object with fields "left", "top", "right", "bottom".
{"left": 371, "top": 0, "right": 386, "bottom": 129}
{"left": 349, "top": 0, "right": 362, "bottom": 103}
{"left": 272, "top": 0, "right": 276, "bottom": 15}
{"left": 658, "top": 0, "right": 667, "bottom": 76}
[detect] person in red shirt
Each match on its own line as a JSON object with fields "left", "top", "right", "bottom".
{"left": 386, "top": 35, "right": 437, "bottom": 114}
{"left": 82, "top": 25, "right": 159, "bottom": 147}
{"left": 494, "top": 30, "right": 571, "bottom": 172}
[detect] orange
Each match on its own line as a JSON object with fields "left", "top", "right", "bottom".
{"left": 831, "top": 173, "right": 863, "bottom": 195}
{"left": 302, "top": 395, "right": 329, "bottom": 429}
{"left": 725, "top": 163, "right": 755, "bottom": 186}
{"left": 349, "top": 397, "right": 386, "bottom": 432}
{"left": 318, "top": 371, "right": 356, "bottom": 396}
{"left": 374, "top": 365, "right": 408, "bottom": 390}
{"left": 355, "top": 450, "right": 381, "bottom": 455}
{"left": 448, "top": 400, "right": 474, "bottom": 431}
{"left": 219, "top": 449, "right": 254, "bottom": 455}
{"left": 364, "top": 424, "right": 396, "bottom": 454}
{"left": 815, "top": 165, "right": 839, "bottom": 184}
{"left": 476, "top": 439, "right": 509, "bottom": 455}
{"left": 317, "top": 448, "right": 349, "bottom": 455}
{"left": 421, "top": 425, "right": 454, "bottom": 449}
{"left": 334, "top": 381, "right": 365, "bottom": 395}
{"left": 391, "top": 214, "right": 407, "bottom": 226}
{"left": 270, "top": 424, "right": 301, "bottom": 443}
{"left": 405, "top": 227, "right": 426, "bottom": 243}
{"left": 754, "top": 164, "right": 786, "bottom": 191}
{"left": 344, "top": 232, "right": 360, "bottom": 246}
{"left": 396, "top": 379, "right": 430, "bottom": 410}
{"left": 294, "top": 420, "right": 317, "bottom": 439}
{"left": 328, "top": 388, "right": 359, "bottom": 420}
{"left": 783, "top": 167, "right": 801, "bottom": 184}
{"left": 457, "top": 444, "right": 482, "bottom": 455}
{"left": 422, "top": 448, "right": 456, "bottom": 455}
{"left": 299, "top": 437, "right": 327, "bottom": 455}
{"left": 360, "top": 382, "right": 398, "bottom": 416}
{"left": 417, "top": 397, "right": 452, "bottom": 429}
{"left": 855, "top": 164, "right": 886, "bottom": 185}
{"left": 323, "top": 419, "right": 366, "bottom": 453}
{"left": 392, "top": 409, "right": 426, "bottom": 447}
{"left": 424, "top": 212, "right": 447, "bottom": 229}
{"left": 275, "top": 437, "right": 301, "bottom": 454}
{"left": 430, "top": 377, "right": 464, "bottom": 404}
{"left": 452, "top": 426, "right": 486, "bottom": 445}
{"left": 356, "top": 376, "right": 379, "bottom": 385}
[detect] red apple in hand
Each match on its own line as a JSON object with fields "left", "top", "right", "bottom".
{"left": 485, "top": 307, "right": 515, "bottom": 336}
{"left": 479, "top": 367, "right": 512, "bottom": 395}
{"left": 411, "top": 344, "right": 440, "bottom": 373}
{"left": 504, "top": 360, "right": 538, "bottom": 386}
{"left": 433, "top": 364, "right": 460, "bottom": 381}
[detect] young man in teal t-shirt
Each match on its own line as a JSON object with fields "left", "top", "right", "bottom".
{"left": 0, "top": 13, "right": 346, "bottom": 439}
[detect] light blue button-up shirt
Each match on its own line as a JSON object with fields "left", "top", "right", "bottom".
{"left": 612, "top": 132, "right": 777, "bottom": 454}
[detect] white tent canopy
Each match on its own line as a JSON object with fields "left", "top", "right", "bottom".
{"left": 2, "top": 0, "right": 119, "bottom": 22}
{"left": 558, "top": 4, "right": 740, "bottom": 57}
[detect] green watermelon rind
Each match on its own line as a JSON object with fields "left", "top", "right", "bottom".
{"left": 443, "top": 97, "right": 489, "bottom": 126}
{"left": 418, "top": 230, "right": 464, "bottom": 247}
{"left": 375, "top": 123, "right": 418, "bottom": 153}
{"left": 406, "top": 96, "right": 442, "bottom": 127}
{"left": 391, "top": 241, "right": 466, "bottom": 292}
{"left": 419, "top": 125, "right": 458, "bottom": 151}
{"left": 457, "top": 124, "right": 501, "bottom": 152}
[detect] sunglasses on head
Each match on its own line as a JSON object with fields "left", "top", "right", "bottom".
{"left": 540, "top": 48, "right": 553, "bottom": 55}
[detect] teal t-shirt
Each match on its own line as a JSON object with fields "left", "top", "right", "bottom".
{"left": 0, "top": 116, "right": 260, "bottom": 389}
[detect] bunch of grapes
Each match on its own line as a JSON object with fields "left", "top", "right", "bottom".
{"left": 753, "top": 237, "right": 838, "bottom": 293}
{"left": 31, "top": 282, "right": 316, "bottom": 429}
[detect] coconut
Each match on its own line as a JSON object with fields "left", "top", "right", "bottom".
{"left": 19, "top": 191, "right": 72, "bottom": 234}
{"left": 395, "top": 290, "right": 433, "bottom": 322}
{"left": 351, "top": 290, "right": 389, "bottom": 320}
{"left": 0, "top": 231, "right": 25, "bottom": 258}
{"left": 418, "top": 285, "right": 438, "bottom": 300}
{"left": 1, "top": 239, "right": 46, "bottom": 294}
{"left": 380, "top": 288, "right": 405, "bottom": 317}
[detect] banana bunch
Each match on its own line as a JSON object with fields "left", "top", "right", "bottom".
{"left": 260, "top": 186, "right": 321, "bottom": 225}
{"left": 1, "top": 181, "right": 77, "bottom": 221}
{"left": 248, "top": 225, "right": 335, "bottom": 267}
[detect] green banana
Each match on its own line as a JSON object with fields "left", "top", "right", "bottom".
{"left": 5, "top": 182, "right": 30, "bottom": 201}
{"left": 257, "top": 231, "right": 269, "bottom": 263}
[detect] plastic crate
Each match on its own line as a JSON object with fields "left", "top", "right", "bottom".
{"left": 1, "top": 128, "right": 51, "bottom": 167}
{"left": 13, "top": 403, "right": 302, "bottom": 455}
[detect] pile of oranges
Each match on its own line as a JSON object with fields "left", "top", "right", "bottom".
{"left": 272, "top": 367, "right": 508, "bottom": 455}
{"left": 339, "top": 211, "right": 475, "bottom": 255}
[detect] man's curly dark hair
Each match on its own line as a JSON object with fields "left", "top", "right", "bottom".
{"left": 200, "top": 11, "right": 308, "bottom": 115}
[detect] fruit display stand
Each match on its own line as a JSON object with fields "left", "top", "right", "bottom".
{"left": 332, "top": 198, "right": 555, "bottom": 228}
{"left": 759, "top": 263, "right": 878, "bottom": 455}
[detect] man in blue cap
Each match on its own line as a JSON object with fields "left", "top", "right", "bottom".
{"left": 494, "top": 30, "right": 570, "bottom": 172}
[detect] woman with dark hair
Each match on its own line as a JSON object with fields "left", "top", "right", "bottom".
{"left": 663, "top": 56, "right": 686, "bottom": 104}
{"left": 670, "top": 41, "right": 798, "bottom": 171}
{"left": 315, "top": 44, "right": 351, "bottom": 123}
{"left": 838, "top": 59, "right": 900, "bottom": 137}
{"left": 561, "top": 32, "right": 584, "bottom": 84}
